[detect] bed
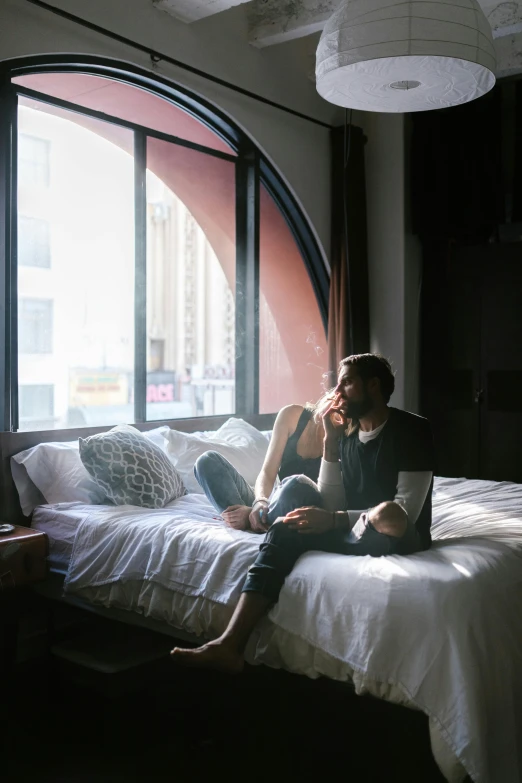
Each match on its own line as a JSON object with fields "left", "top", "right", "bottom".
{"left": 2, "top": 418, "right": 522, "bottom": 783}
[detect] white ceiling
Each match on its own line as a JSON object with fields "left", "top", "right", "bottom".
{"left": 153, "top": 0, "right": 522, "bottom": 78}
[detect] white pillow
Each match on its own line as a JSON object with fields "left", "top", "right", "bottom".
{"left": 143, "top": 425, "right": 171, "bottom": 451}
{"left": 12, "top": 441, "right": 106, "bottom": 516}
{"left": 164, "top": 418, "right": 268, "bottom": 494}
{"left": 11, "top": 458, "right": 48, "bottom": 517}
{"left": 11, "top": 426, "right": 171, "bottom": 515}
{"left": 213, "top": 417, "right": 270, "bottom": 449}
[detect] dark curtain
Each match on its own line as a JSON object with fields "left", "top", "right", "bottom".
{"left": 410, "top": 83, "right": 506, "bottom": 427}
{"left": 410, "top": 86, "right": 504, "bottom": 243}
{"left": 328, "top": 124, "right": 369, "bottom": 385}
{"left": 512, "top": 80, "right": 522, "bottom": 223}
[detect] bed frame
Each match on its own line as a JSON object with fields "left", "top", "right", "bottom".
{"left": 0, "top": 413, "right": 277, "bottom": 525}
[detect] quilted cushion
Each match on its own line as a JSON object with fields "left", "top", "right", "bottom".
{"left": 79, "top": 425, "right": 185, "bottom": 509}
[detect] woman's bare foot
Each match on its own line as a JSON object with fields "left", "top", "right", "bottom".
{"left": 221, "top": 505, "right": 251, "bottom": 531}
{"left": 170, "top": 639, "right": 245, "bottom": 674}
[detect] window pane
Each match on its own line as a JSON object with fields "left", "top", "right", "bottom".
{"left": 259, "top": 185, "right": 327, "bottom": 413}
{"left": 19, "top": 216, "right": 51, "bottom": 268}
{"left": 13, "top": 73, "right": 235, "bottom": 156}
{"left": 146, "top": 137, "right": 236, "bottom": 420}
{"left": 17, "top": 97, "right": 135, "bottom": 431}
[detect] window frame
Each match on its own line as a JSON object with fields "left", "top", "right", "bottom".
{"left": 0, "top": 56, "right": 328, "bottom": 433}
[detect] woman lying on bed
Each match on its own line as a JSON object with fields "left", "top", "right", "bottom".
{"left": 194, "top": 392, "right": 334, "bottom": 533}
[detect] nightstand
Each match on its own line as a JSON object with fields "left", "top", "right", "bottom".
{"left": 0, "top": 525, "right": 48, "bottom": 671}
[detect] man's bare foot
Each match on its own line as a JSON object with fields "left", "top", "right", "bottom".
{"left": 170, "top": 639, "right": 244, "bottom": 674}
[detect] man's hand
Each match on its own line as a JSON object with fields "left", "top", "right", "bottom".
{"left": 222, "top": 505, "right": 251, "bottom": 531}
{"left": 321, "top": 395, "right": 348, "bottom": 460}
{"left": 283, "top": 506, "right": 335, "bottom": 535}
{"left": 322, "top": 395, "right": 349, "bottom": 439}
{"left": 249, "top": 500, "right": 270, "bottom": 534}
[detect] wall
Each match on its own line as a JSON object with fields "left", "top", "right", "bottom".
{"left": 362, "top": 112, "right": 420, "bottom": 412}
{"left": 0, "top": 0, "right": 336, "bottom": 264}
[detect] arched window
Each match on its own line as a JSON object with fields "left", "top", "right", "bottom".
{"left": 1, "top": 59, "right": 328, "bottom": 431}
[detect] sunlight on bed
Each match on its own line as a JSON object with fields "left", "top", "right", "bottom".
{"left": 451, "top": 562, "right": 472, "bottom": 578}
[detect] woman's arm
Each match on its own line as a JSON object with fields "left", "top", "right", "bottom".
{"left": 249, "top": 405, "right": 303, "bottom": 531}
{"left": 254, "top": 405, "right": 302, "bottom": 498}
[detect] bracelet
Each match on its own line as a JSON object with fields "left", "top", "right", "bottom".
{"left": 253, "top": 497, "right": 269, "bottom": 507}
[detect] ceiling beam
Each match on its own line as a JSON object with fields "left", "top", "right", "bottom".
{"left": 248, "top": 0, "right": 340, "bottom": 48}
{"left": 153, "top": 0, "right": 252, "bottom": 24}
{"left": 483, "top": 0, "right": 522, "bottom": 37}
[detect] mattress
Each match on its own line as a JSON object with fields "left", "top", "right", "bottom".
{"left": 33, "top": 475, "right": 522, "bottom": 573}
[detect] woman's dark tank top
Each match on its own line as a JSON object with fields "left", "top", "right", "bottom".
{"left": 279, "top": 408, "right": 322, "bottom": 482}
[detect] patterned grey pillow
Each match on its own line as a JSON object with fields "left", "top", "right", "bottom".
{"left": 79, "top": 425, "right": 185, "bottom": 509}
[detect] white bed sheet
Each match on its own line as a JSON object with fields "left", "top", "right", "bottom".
{"left": 32, "top": 477, "right": 522, "bottom": 783}
{"left": 32, "top": 503, "right": 96, "bottom": 571}
{"left": 32, "top": 495, "right": 224, "bottom": 572}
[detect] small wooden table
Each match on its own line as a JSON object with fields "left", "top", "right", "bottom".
{"left": 0, "top": 525, "right": 48, "bottom": 671}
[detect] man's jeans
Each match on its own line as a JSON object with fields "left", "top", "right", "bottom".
{"left": 243, "top": 474, "right": 422, "bottom": 604}
{"left": 194, "top": 453, "right": 421, "bottom": 605}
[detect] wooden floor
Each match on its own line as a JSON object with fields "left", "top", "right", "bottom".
{"left": 5, "top": 618, "right": 450, "bottom": 783}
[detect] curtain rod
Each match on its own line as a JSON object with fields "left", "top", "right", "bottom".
{"left": 23, "top": 0, "right": 333, "bottom": 130}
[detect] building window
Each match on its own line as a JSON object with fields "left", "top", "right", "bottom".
{"left": 19, "top": 298, "right": 53, "bottom": 354}
{"left": 18, "top": 216, "right": 51, "bottom": 268}
{"left": 19, "top": 385, "right": 54, "bottom": 421}
{"left": 18, "top": 133, "right": 50, "bottom": 187}
{"left": 149, "top": 339, "right": 165, "bottom": 373}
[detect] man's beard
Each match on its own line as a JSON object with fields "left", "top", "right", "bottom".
{"left": 343, "top": 393, "right": 373, "bottom": 420}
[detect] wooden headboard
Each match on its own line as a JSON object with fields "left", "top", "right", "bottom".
{"left": 0, "top": 413, "right": 277, "bottom": 526}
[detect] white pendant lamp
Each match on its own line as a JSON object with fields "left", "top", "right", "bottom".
{"left": 316, "top": 0, "right": 497, "bottom": 113}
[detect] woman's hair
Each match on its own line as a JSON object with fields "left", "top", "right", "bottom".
{"left": 306, "top": 388, "right": 336, "bottom": 423}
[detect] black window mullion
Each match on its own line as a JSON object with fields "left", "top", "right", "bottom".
{"left": 0, "top": 77, "right": 18, "bottom": 432}
{"left": 14, "top": 85, "right": 238, "bottom": 164}
{"left": 235, "top": 149, "right": 259, "bottom": 416}
{"left": 134, "top": 131, "right": 147, "bottom": 423}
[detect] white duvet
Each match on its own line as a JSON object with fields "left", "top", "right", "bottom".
{"left": 38, "top": 477, "right": 522, "bottom": 783}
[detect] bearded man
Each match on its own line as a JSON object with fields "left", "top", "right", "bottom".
{"left": 171, "top": 353, "right": 435, "bottom": 672}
